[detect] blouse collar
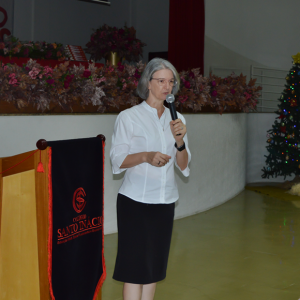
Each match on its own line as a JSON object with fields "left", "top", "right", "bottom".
{"left": 142, "top": 101, "right": 166, "bottom": 117}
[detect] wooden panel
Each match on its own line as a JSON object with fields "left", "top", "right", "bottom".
{"left": 0, "top": 159, "right": 2, "bottom": 234}
{"left": 96, "top": 290, "right": 102, "bottom": 300}
{"left": 2, "top": 150, "right": 36, "bottom": 177}
{"left": 0, "top": 170, "right": 40, "bottom": 300}
{"left": 35, "top": 149, "right": 51, "bottom": 300}
{"left": 0, "top": 159, "right": 3, "bottom": 266}
{"left": 0, "top": 149, "right": 102, "bottom": 300}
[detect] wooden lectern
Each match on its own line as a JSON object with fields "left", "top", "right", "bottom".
{"left": 0, "top": 140, "right": 103, "bottom": 300}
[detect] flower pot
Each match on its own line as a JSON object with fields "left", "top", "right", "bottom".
{"left": 105, "top": 52, "right": 121, "bottom": 66}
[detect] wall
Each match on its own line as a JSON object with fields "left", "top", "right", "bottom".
{"left": 12, "top": 0, "right": 169, "bottom": 63}
{"left": 204, "top": 36, "right": 265, "bottom": 77}
{"left": 13, "top": 0, "right": 131, "bottom": 52}
{"left": 205, "top": 0, "right": 300, "bottom": 72}
{"left": 0, "top": 113, "right": 247, "bottom": 234}
{"left": 12, "top": 1, "right": 300, "bottom": 69}
{"left": 134, "top": 0, "right": 169, "bottom": 61}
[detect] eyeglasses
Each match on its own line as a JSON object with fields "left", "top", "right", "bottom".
{"left": 151, "top": 78, "right": 177, "bottom": 87}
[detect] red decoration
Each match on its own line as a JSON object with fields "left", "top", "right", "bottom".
{"left": 82, "top": 70, "right": 92, "bottom": 78}
{"left": 281, "top": 126, "right": 287, "bottom": 133}
{"left": 278, "top": 114, "right": 284, "bottom": 119}
{"left": 184, "top": 81, "right": 191, "bottom": 89}
{"left": 212, "top": 90, "right": 218, "bottom": 97}
{"left": 178, "top": 95, "right": 188, "bottom": 103}
{"left": 37, "top": 150, "right": 45, "bottom": 173}
{"left": 37, "top": 162, "right": 45, "bottom": 173}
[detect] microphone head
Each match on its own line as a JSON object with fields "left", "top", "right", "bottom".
{"left": 166, "top": 94, "right": 175, "bottom": 104}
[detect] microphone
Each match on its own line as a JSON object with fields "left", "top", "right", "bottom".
{"left": 166, "top": 94, "right": 178, "bottom": 120}
{"left": 166, "top": 94, "right": 181, "bottom": 136}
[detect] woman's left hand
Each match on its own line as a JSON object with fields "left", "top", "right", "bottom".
{"left": 170, "top": 119, "right": 186, "bottom": 143}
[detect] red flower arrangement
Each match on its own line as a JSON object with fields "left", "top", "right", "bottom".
{"left": 85, "top": 24, "right": 146, "bottom": 62}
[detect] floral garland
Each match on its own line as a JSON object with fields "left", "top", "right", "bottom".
{"left": 0, "top": 36, "right": 68, "bottom": 61}
{"left": 178, "top": 69, "right": 261, "bottom": 113}
{"left": 0, "top": 59, "right": 261, "bottom": 114}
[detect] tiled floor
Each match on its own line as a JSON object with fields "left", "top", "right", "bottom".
{"left": 102, "top": 190, "right": 300, "bottom": 300}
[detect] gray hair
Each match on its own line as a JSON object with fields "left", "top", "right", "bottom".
{"left": 136, "top": 58, "right": 180, "bottom": 99}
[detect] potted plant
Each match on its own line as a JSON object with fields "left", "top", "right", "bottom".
{"left": 85, "top": 24, "right": 146, "bottom": 64}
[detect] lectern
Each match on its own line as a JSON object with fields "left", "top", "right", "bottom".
{"left": 0, "top": 136, "right": 106, "bottom": 300}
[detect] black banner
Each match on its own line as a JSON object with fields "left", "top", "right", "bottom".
{"left": 48, "top": 137, "right": 105, "bottom": 300}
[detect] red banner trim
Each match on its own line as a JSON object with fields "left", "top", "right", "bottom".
{"left": 93, "top": 140, "right": 107, "bottom": 299}
{"left": 47, "top": 147, "right": 55, "bottom": 300}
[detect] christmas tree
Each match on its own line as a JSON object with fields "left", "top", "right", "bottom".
{"left": 262, "top": 53, "right": 300, "bottom": 179}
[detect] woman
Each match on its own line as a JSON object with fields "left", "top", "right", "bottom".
{"left": 110, "top": 58, "right": 191, "bottom": 300}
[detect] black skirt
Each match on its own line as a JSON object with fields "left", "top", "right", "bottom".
{"left": 113, "top": 193, "right": 175, "bottom": 284}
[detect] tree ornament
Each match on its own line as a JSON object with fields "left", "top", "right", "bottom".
{"left": 292, "top": 90, "right": 295, "bottom": 94}
{"left": 281, "top": 126, "right": 286, "bottom": 133}
{"left": 290, "top": 115, "right": 293, "bottom": 120}
{"left": 278, "top": 109, "right": 282, "bottom": 112}
{"left": 292, "top": 53, "right": 300, "bottom": 64}
{"left": 282, "top": 122, "right": 285, "bottom": 126}
{"left": 286, "top": 155, "right": 289, "bottom": 160}
{"left": 291, "top": 99, "right": 298, "bottom": 107}
{"left": 267, "top": 138, "right": 272, "bottom": 143}
{"left": 286, "top": 76, "right": 290, "bottom": 80}
{"left": 267, "top": 167, "right": 271, "bottom": 171}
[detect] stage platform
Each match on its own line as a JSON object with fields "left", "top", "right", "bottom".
{"left": 102, "top": 189, "right": 300, "bottom": 300}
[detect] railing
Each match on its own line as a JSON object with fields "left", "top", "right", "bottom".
{"left": 210, "top": 65, "right": 288, "bottom": 113}
{"left": 251, "top": 65, "right": 287, "bottom": 112}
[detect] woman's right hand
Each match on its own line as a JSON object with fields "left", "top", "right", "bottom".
{"left": 146, "top": 152, "right": 171, "bottom": 167}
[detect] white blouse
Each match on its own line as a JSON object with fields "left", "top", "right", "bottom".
{"left": 110, "top": 101, "right": 191, "bottom": 204}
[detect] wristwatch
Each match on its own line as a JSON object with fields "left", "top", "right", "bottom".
{"left": 174, "top": 142, "right": 186, "bottom": 152}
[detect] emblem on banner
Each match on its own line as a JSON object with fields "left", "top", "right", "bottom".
{"left": 57, "top": 187, "right": 102, "bottom": 244}
{"left": 73, "top": 187, "right": 86, "bottom": 213}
